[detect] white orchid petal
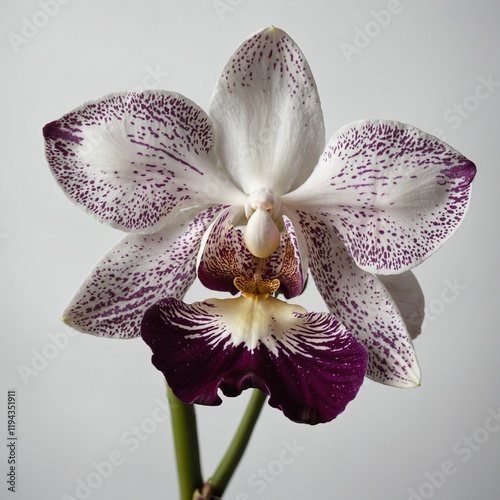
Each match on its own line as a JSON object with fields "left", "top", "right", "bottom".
{"left": 378, "top": 271, "right": 425, "bottom": 340}
{"left": 284, "top": 120, "right": 476, "bottom": 273}
{"left": 298, "top": 210, "right": 421, "bottom": 387}
{"left": 63, "top": 206, "right": 224, "bottom": 338}
{"left": 209, "top": 26, "right": 325, "bottom": 194}
{"left": 44, "top": 91, "right": 244, "bottom": 233}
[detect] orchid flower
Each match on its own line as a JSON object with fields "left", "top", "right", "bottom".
{"left": 141, "top": 217, "right": 368, "bottom": 424}
{"left": 43, "top": 26, "right": 476, "bottom": 402}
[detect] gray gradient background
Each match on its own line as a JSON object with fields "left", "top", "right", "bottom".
{"left": 1, "top": 0, "right": 498, "bottom": 499}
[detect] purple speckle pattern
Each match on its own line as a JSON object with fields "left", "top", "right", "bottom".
{"left": 197, "top": 208, "right": 304, "bottom": 298}
{"left": 296, "top": 210, "right": 421, "bottom": 387}
{"left": 43, "top": 91, "right": 217, "bottom": 232}
{"left": 209, "top": 26, "right": 325, "bottom": 193}
{"left": 286, "top": 120, "right": 476, "bottom": 273}
{"left": 197, "top": 207, "right": 254, "bottom": 294}
{"left": 64, "top": 206, "right": 224, "bottom": 338}
{"left": 141, "top": 296, "right": 368, "bottom": 424}
{"left": 218, "top": 27, "right": 316, "bottom": 99}
{"left": 268, "top": 214, "right": 305, "bottom": 298}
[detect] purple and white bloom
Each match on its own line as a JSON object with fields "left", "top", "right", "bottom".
{"left": 43, "top": 26, "right": 476, "bottom": 397}
{"left": 142, "top": 224, "right": 369, "bottom": 424}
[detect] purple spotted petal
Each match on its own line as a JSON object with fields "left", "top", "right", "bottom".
{"left": 141, "top": 296, "right": 368, "bottom": 424}
{"left": 209, "top": 26, "right": 325, "bottom": 195}
{"left": 296, "top": 210, "right": 421, "bottom": 387}
{"left": 378, "top": 271, "right": 425, "bottom": 340}
{"left": 43, "top": 91, "right": 244, "bottom": 233}
{"left": 63, "top": 206, "right": 223, "bottom": 338}
{"left": 197, "top": 207, "right": 253, "bottom": 294}
{"left": 266, "top": 215, "right": 305, "bottom": 298}
{"left": 197, "top": 209, "right": 304, "bottom": 298}
{"left": 284, "top": 120, "right": 476, "bottom": 273}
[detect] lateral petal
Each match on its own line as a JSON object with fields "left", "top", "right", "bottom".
{"left": 63, "top": 206, "right": 223, "bottom": 338}
{"left": 43, "top": 91, "right": 244, "bottom": 233}
{"left": 141, "top": 295, "right": 367, "bottom": 424}
{"left": 284, "top": 120, "right": 476, "bottom": 273}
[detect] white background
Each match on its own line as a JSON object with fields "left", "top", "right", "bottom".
{"left": 1, "top": 0, "right": 499, "bottom": 499}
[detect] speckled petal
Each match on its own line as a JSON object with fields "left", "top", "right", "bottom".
{"left": 266, "top": 215, "right": 305, "bottom": 298}
{"left": 141, "top": 296, "right": 367, "bottom": 424}
{"left": 209, "top": 26, "right": 325, "bottom": 195}
{"left": 63, "top": 206, "right": 223, "bottom": 338}
{"left": 284, "top": 120, "right": 476, "bottom": 273}
{"left": 197, "top": 206, "right": 253, "bottom": 294}
{"left": 197, "top": 209, "right": 304, "bottom": 298}
{"left": 297, "top": 211, "right": 421, "bottom": 387}
{"left": 378, "top": 271, "right": 425, "bottom": 340}
{"left": 43, "top": 91, "right": 244, "bottom": 233}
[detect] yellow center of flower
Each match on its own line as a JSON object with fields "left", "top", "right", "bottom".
{"left": 233, "top": 276, "right": 280, "bottom": 298}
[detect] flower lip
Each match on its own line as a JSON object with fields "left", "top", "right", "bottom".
{"left": 141, "top": 295, "right": 368, "bottom": 424}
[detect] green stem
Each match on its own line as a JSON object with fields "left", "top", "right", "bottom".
{"left": 209, "top": 389, "right": 267, "bottom": 496}
{"left": 167, "top": 385, "right": 203, "bottom": 500}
